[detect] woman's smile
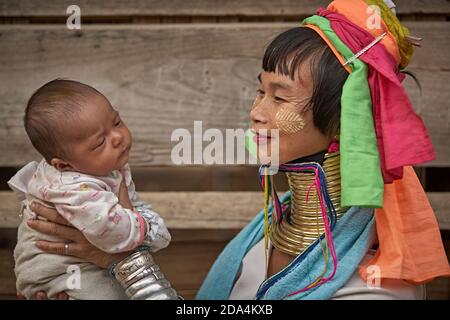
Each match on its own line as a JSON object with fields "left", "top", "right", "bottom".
{"left": 253, "top": 131, "right": 273, "bottom": 145}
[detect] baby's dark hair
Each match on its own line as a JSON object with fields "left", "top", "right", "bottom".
{"left": 24, "top": 79, "right": 103, "bottom": 163}
{"left": 262, "top": 27, "right": 349, "bottom": 138}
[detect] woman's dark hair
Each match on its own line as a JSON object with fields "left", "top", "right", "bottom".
{"left": 262, "top": 27, "right": 349, "bottom": 138}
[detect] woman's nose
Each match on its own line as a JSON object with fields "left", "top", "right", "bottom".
{"left": 250, "top": 100, "right": 268, "bottom": 125}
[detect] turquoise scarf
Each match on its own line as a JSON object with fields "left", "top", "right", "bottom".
{"left": 196, "top": 192, "right": 375, "bottom": 300}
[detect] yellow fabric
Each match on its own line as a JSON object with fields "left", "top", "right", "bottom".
{"left": 365, "top": 0, "right": 414, "bottom": 68}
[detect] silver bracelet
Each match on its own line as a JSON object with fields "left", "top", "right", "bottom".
{"left": 113, "top": 249, "right": 178, "bottom": 300}
{"left": 124, "top": 264, "right": 161, "bottom": 287}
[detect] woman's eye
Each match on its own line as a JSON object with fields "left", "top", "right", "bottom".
{"left": 256, "top": 89, "right": 265, "bottom": 96}
{"left": 274, "top": 96, "right": 286, "bottom": 103}
{"left": 115, "top": 120, "right": 121, "bottom": 127}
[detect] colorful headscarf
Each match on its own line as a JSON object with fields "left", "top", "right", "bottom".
{"left": 304, "top": 15, "right": 384, "bottom": 208}
{"left": 303, "top": 0, "right": 449, "bottom": 284}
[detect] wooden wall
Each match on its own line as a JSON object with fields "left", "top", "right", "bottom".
{"left": 0, "top": 0, "right": 449, "bottom": 299}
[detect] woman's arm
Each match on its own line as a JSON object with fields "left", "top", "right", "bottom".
{"left": 27, "top": 202, "right": 179, "bottom": 300}
{"left": 17, "top": 291, "right": 69, "bottom": 300}
{"left": 28, "top": 202, "right": 131, "bottom": 268}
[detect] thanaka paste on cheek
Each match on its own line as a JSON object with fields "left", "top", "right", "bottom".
{"left": 275, "top": 107, "right": 305, "bottom": 134}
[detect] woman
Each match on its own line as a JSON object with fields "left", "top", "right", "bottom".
{"left": 24, "top": 0, "right": 450, "bottom": 299}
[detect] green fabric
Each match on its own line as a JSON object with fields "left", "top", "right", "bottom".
{"left": 302, "top": 15, "right": 384, "bottom": 208}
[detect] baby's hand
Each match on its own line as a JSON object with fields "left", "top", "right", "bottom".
{"left": 118, "top": 175, "right": 133, "bottom": 210}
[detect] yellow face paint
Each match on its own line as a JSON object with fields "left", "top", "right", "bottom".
{"left": 275, "top": 107, "right": 305, "bottom": 134}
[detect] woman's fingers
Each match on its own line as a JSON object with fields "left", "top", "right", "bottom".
{"left": 31, "top": 202, "right": 72, "bottom": 226}
{"left": 27, "top": 219, "right": 82, "bottom": 242}
{"left": 29, "top": 216, "right": 128, "bottom": 269}
{"left": 16, "top": 292, "right": 25, "bottom": 300}
{"left": 35, "top": 239, "right": 122, "bottom": 269}
{"left": 35, "top": 291, "right": 48, "bottom": 300}
{"left": 35, "top": 240, "right": 82, "bottom": 258}
{"left": 35, "top": 240, "right": 66, "bottom": 256}
{"left": 17, "top": 290, "right": 67, "bottom": 300}
{"left": 56, "top": 292, "right": 69, "bottom": 300}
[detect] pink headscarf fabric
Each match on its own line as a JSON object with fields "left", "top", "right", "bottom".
{"left": 318, "top": 8, "right": 435, "bottom": 183}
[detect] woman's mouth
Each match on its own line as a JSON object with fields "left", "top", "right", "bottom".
{"left": 253, "top": 131, "right": 272, "bottom": 145}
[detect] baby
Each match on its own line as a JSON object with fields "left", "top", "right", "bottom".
{"left": 8, "top": 79, "right": 171, "bottom": 299}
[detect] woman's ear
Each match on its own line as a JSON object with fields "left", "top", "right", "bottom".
{"left": 50, "top": 158, "right": 74, "bottom": 172}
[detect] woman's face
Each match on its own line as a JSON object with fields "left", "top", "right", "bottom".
{"left": 250, "top": 63, "right": 331, "bottom": 164}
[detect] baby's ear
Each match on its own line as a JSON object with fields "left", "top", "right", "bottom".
{"left": 50, "top": 158, "right": 73, "bottom": 172}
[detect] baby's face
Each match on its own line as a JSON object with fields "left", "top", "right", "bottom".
{"left": 61, "top": 94, "right": 132, "bottom": 176}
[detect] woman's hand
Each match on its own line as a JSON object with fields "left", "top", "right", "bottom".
{"left": 17, "top": 291, "right": 69, "bottom": 300}
{"left": 28, "top": 202, "right": 131, "bottom": 269}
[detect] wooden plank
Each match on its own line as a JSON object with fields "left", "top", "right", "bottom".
{"left": 427, "top": 193, "right": 450, "bottom": 231}
{"left": 425, "top": 276, "right": 450, "bottom": 300}
{"left": 0, "top": 191, "right": 265, "bottom": 229}
{"left": 153, "top": 238, "right": 230, "bottom": 299}
{"left": 0, "top": 165, "right": 284, "bottom": 192}
{"left": 389, "top": 22, "right": 450, "bottom": 167}
{"left": 142, "top": 191, "right": 265, "bottom": 228}
{"left": 402, "top": 70, "right": 450, "bottom": 167}
{"left": 1, "top": 0, "right": 449, "bottom": 17}
{"left": 1, "top": 191, "right": 449, "bottom": 230}
{"left": 0, "top": 22, "right": 448, "bottom": 167}
{"left": 0, "top": 248, "right": 16, "bottom": 296}
{"left": 0, "top": 227, "right": 239, "bottom": 248}
{"left": 0, "top": 23, "right": 285, "bottom": 167}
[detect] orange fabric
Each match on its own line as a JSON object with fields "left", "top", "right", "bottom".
{"left": 328, "top": 0, "right": 401, "bottom": 65}
{"left": 303, "top": 24, "right": 352, "bottom": 74}
{"left": 359, "top": 166, "right": 450, "bottom": 284}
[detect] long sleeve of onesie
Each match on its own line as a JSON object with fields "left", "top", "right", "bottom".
{"left": 53, "top": 180, "right": 147, "bottom": 253}
{"left": 122, "top": 164, "right": 171, "bottom": 252}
